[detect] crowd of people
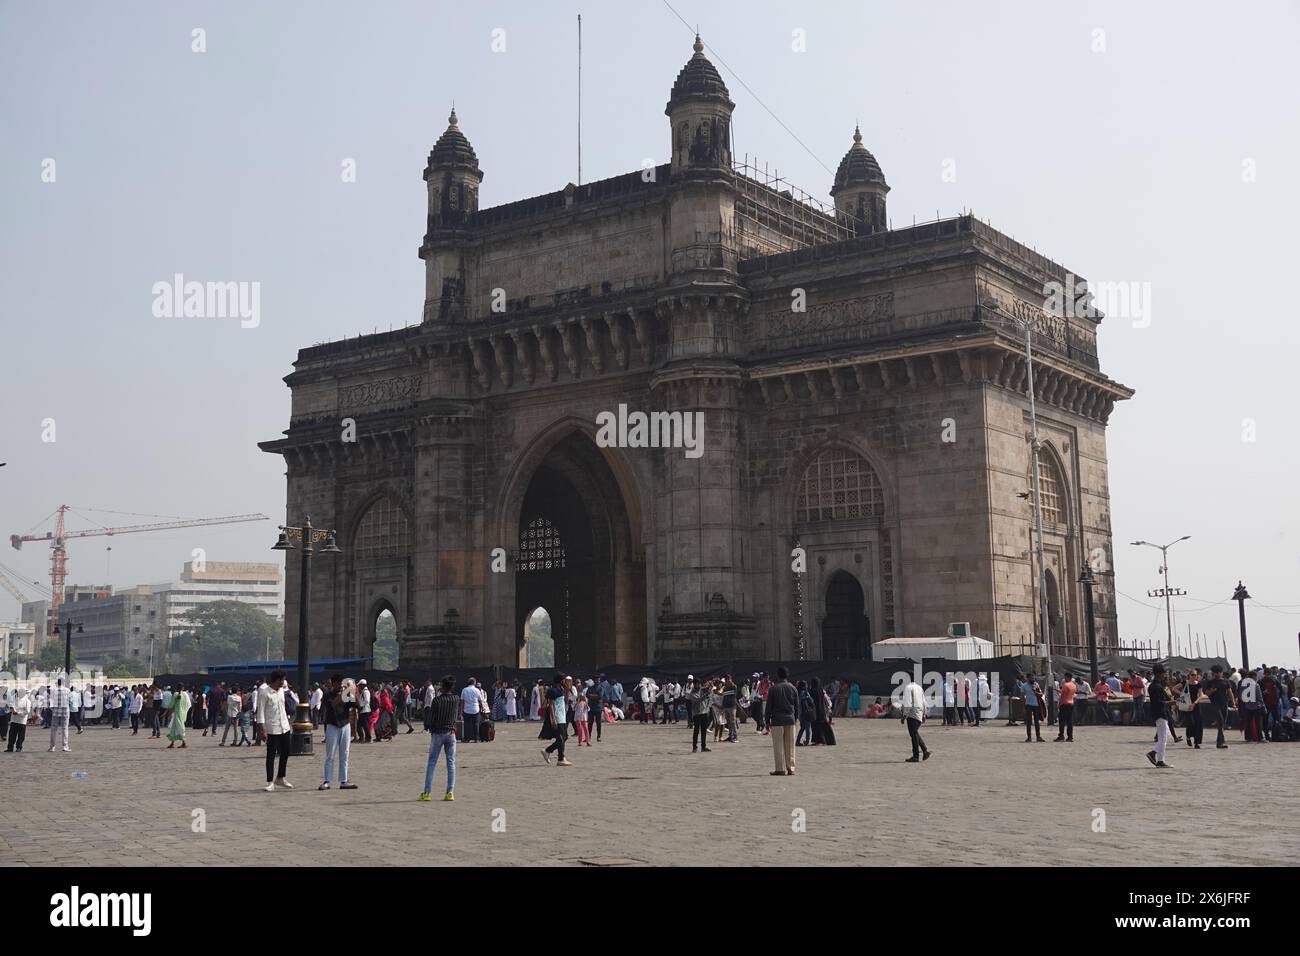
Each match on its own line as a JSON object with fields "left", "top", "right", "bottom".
{"left": 3, "top": 662, "right": 1296, "bottom": 789}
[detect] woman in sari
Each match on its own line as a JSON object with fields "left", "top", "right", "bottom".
{"left": 166, "top": 683, "right": 190, "bottom": 748}
{"left": 848, "top": 682, "right": 862, "bottom": 717}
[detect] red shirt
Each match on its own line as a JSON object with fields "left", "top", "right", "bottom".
{"left": 1059, "top": 681, "right": 1077, "bottom": 706}
{"left": 1093, "top": 681, "right": 1111, "bottom": 702}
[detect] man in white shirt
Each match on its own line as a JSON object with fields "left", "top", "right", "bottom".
{"left": 256, "top": 670, "right": 294, "bottom": 791}
{"left": 357, "top": 680, "right": 372, "bottom": 743}
{"left": 461, "top": 678, "right": 486, "bottom": 742}
{"left": 129, "top": 687, "right": 144, "bottom": 735}
{"left": 220, "top": 687, "right": 243, "bottom": 746}
{"left": 68, "top": 686, "right": 83, "bottom": 735}
{"left": 6, "top": 689, "right": 32, "bottom": 752}
{"left": 48, "top": 679, "right": 71, "bottom": 753}
{"left": 899, "top": 677, "right": 931, "bottom": 762}
{"left": 309, "top": 684, "right": 324, "bottom": 729}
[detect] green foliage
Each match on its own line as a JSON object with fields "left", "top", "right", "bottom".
{"left": 171, "top": 600, "right": 281, "bottom": 667}
{"left": 373, "top": 610, "right": 398, "bottom": 670}
{"left": 37, "top": 638, "right": 75, "bottom": 671}
{"left": 103, "top": 658, "right": 136, "bottom": 678}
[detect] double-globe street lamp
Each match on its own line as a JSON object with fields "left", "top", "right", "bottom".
{"left": 52, "top": 617, "right": 83, "bottom": 675}
{"left": 272, "top": 516, "right": 341, "bottom": 756}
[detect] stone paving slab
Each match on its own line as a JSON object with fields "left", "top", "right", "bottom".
{"left": 0, "top": 718, "right": 1295, "bottom": 866}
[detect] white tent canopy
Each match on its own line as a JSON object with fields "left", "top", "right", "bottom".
{"left": 872, "top": 635, "right": 995, "bottom": 661}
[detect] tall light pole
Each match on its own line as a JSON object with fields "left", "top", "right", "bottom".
{"left": 1231, "top": 581, "right": 1251, "bottom": 671}
{"left": 272, "top": 516, "right": 340, "bottom": 756}
{"left": 1131, "top": 536, "right": 1190, "bottom": 656}
{"left": 53, "top": 617, "right": 83, "bottom": 676}
{"left": 1021, "top": 320, "right": 1051, "bottom": 677}
{"left": 1078, "top": 566, "right": 1099, "bottom": 685}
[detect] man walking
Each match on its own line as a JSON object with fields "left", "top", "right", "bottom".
{"left": 900, "top": 674, "right": 931, "bottom": 762}
{"left": 1192, "top": 665, "right": 1234, "bottom": 750}
{"left": 1145, "top": 664, "right": 1174, "bottom": 768}
{"left": 721, "top": 676, "right": 739, "bottom": 743}
{"left": 256, "top": 669, "right": 294, "bottom": 792}
{"left": 461, "top": 677, "right": 486, "bottom": 743}
{"left": 220, "top": 686, "right": 243, "bottom": 746}
{"left": 420, "top": 676, "right": 459, "bottom": 801}
{"left": 48, "top": 678, "right": 71, "bottom": 753}
{"left": 319, "top": 674, "right": 357, "bottom": 791}
{"left": 1054, "top": 672, "right": 1077, "bottom": 742}
{"left": 766, "top": 667, "right": 798, "bottom": 775}
{"left": 6, "top": 688, "right": 32, "bottom": 752}
{"left": 541, "top": 675, "right": 572, "bottom": 767}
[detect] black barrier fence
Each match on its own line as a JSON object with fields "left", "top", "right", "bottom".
{"left": 152, "top": 654, "right": 1234, "bottom": 709}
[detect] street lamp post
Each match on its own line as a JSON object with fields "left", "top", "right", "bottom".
{"left": 1130, "top": 536, "right": 1190, "bottom": 656}
{"left": 272, "top": 515, "right": 341, "bottom": 756}
{"left": 1020, "top": 319, "right": 1052, "bottom": 683}
{"left": 54, "top": 617, "right": 83, "bottom": 676}
{"left": 1078, "top": 567, "right": 1099, "bottom": 686}
{"left": 1231, "top": 581, "right": 1251, "bottom": 672}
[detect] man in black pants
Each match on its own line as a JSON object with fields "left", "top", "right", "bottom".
{"left": 541, "top": 675, "right": 571, "bottom": 766}
{"left": 1192, "top": 665, "right": 1235, "bottom": 750}
{"left": 687, "top": 679, "right": 711, "bottom": 753}
{"left": 256, "top": 669, "right": 294, "bottom": 791}
{"left": 585, "top": 680, "right": 603, "bottom": 742}
{"left": 1054, "top": 673, "right": 1077, "bottom": 743}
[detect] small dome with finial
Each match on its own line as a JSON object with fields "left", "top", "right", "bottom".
{"left": 831, "top": 124, "right": 887, "bottom": 194}
{"left": 428, "top": 105, "right": 480, "bottom": 171}
{"left": 667, "top": 33, "right": 733, "bottom": 109}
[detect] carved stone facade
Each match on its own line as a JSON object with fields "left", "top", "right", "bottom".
{"left": 261, "top": 38, "right": 1133, "bottom": 669}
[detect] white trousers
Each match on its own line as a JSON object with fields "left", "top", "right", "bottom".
{"left": 1154, "top": 716, "right": 1169, "bottom": 762}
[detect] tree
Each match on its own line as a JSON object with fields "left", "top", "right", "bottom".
{"left": 171, "top": 600, "right": 282, "bottom": 668}
{"left": 37, "top": 638, "right": 75, "bottom": 671}
{"left": 373, "top": 610, "right": 398, "bottom": 670}
{"left": 104, "top": 658, "right": 136, "bottom": 678}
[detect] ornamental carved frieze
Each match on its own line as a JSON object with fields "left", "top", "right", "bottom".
{"left": 337, "top": 374, "right": 423, "bottom": 413}
{"left": 763, "top": 291, "right": 894, "bottom": 344}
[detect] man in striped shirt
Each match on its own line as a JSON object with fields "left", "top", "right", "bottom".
{"left": 420, "top": 677, "right": 459, "bottom": 802}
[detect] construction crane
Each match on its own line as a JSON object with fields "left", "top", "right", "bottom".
{"left": 10, "top": 505, "right": 270, "bottom": 633}
{"left": 0, "top": 558, "right": 49, "bottom": 605}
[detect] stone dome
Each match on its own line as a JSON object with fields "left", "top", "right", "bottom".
{"left": 831, "top": 125, "right": 887, "bottom": 194}
{"left": 428, "top": 108, "right": 480, "bottom": 172}
{"left": 666, "top": 35, "right": 734, "bottom": 111}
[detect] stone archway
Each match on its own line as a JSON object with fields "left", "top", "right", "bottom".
{"left": 821, "top": 570, "right": 869, "bottom": 659}
{"left": 510, "top": 430, "right": 645, "bottom": 670}
{"left": 366, "top": 597, "right": 399, "bottom": 667}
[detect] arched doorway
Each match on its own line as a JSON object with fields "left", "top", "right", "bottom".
{"left": 821, "top": 570, "right": 868, "bottom": 659}
{"left": 1044, "top": 568, "right": 1062, "bottom": 644}
{"left": 512, "top": 431, "right": 644, "bottom": 670}
{"left": 372, "top": 607, "right": 398, "bottom": 669}
{"left": 520, "top": 606, "right": 555, "bottom": 667}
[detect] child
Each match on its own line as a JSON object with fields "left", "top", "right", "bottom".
{"left": 237, "top": 702, "right": 252, "bottom": 749}
{"left": 574, "top": 692, "right": 591, "bottom": 746}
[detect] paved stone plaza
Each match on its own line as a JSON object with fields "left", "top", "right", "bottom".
{"left": 1, "top": 718, "right": 1295, "bottom": 867}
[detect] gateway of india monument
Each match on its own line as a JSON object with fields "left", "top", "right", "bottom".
{"left": 261, "top": 36, "right": 1133, "bottom": 670}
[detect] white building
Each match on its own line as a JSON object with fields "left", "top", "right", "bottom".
{"left": 153, "top": 560, "right": 283, "bottom": 643}
{"left": 0, "top": 622, "right": 38, "bottom": 668}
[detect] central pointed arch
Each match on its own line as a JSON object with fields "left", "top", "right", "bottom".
{"left": 494, "top": 418, "right": 647, "bottom": 668}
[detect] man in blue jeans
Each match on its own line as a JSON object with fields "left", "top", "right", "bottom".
{"left": 319, "top": 674, "right": 358, "bottom": 791}
{"left": 420, "top": 676, "right": 459, "bottom": 802}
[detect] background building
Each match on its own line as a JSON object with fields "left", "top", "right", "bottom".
{"left": 46, "top": 561, "right": 283, "bottom": 668}
{"left": 153, "top": 560, "right": 283, "bottom": 645}
{"left": 0, "top": 622, "right": 37, "bottom": 668}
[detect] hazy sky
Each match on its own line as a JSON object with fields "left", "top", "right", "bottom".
{"left": 2, "top": 0, "right": 1297, "bottom": 664}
